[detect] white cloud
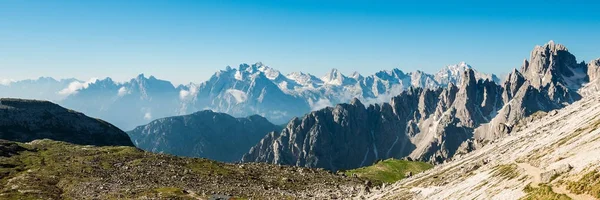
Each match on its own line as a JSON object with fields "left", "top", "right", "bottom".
{"left": 179, "top": 84, "right": 199, "bottom": 100}
{"left": 117, "top": 87, "right": 130, "bottom": 97}
{"left": 58, "top": 78, "right": 98, "bottom": 96}
{"left": 0, "top": 79, "right": 14, "bottom": 86}
{"left": 308, "top": 98, "right": 332, "bottom": 111}
{"left": 179, "top": 90, "right": 190, "bottom": 100}
{"left": 143, "top": 112, "right": 152, "bottom": 120}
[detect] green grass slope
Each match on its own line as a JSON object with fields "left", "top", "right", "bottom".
{"left": 343, "top": 158, "right": 433, "bottom": 185}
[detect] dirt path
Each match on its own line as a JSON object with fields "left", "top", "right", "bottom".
{"left": 517, "top": 163, "right": 541, "bottom": 185}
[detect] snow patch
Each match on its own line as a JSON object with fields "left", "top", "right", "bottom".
{"left": 234, "top": 70, "right": 243, "bottom": 81}
{"left": 308, "top": 98, "right": 332, "bottom": 111}
{"left": 179, "top": 84, "right": 199, "bottom": 100}
{"left": 226, "top": 89, "right": 248, "bottom": 103}
{"left": 117, "top": 87, "right": 130, "bottom": 97}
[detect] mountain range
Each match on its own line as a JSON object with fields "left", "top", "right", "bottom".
{"left": 0, "top": 62, "right": 498, "bottom": 130}
{"left": 241, "top": 41, "right": 596, "bottom": 171}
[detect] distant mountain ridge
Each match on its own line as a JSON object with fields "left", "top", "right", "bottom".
{"left": 128, "top": 110, "right": 281, "bottom": 162}
{"left": 0, "top": 62, "right": 499, "bottom": 130}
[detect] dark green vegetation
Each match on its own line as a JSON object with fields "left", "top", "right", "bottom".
{"left": 566, "top": 170, "right": 600, "bottom": 198}
{"left": 343, "top": 159, "right": 433, "bottom": 185}
{"left": 521, "top": 184, "right": 571, "bottom": 200}
{"left": 0, "top": 139, "right": 363, "bottom": 199}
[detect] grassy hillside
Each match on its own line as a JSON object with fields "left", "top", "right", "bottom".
{"left": 344, "top": 159, "right": 433, "bottom": 185}
{"left": 0, "top": 139, "right": 362, "bottom": 199}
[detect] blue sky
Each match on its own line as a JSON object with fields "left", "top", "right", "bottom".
{"left": 1, "top": 0, "right": 600, "bottom": 85}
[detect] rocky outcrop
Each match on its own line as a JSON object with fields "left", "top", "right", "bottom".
{"left": 0, "top": 98, "right": 133, "bottom": 146}
{"left": 587, "top": 58, "right": 600, "bottom": 82}
{"left": 244, "top": 41, "right": 598, "bottom": 171}
{"left": 128, "top": 110, "right": 281, "bottom": 162}
{"left": 521, "top": 40, "right": 587, "bottom": 89}
{"left": 412, "top": 70, "right": 503, "bottom": 162}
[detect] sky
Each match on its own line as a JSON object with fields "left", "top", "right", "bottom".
{"left": 1, "top": 0, "right": 600, "bottom": 85}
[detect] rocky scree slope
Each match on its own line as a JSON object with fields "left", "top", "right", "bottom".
{"left": 369, "top": 86, "right": 600, "bottom": 200}
{"left": 0, "top": 98, "right": 133, "bottom": 147}
{"left": 128, "top": 110, "right": 281, "bottom": 162}
{"left": 242, "top": 41, "right": 593, "bottom": 171}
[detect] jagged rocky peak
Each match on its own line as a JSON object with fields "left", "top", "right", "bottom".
{"left": 349, "top": 71, "right": 363, "bottom": 80}
{"left": 587, "top": 58, "right": 600, "bottom": 82}
{"left": 349, "top": 97, "right": 364, "bottom": 107}
{"left": 230, "top": 62, "right": 284, "bottom": 81}
{"left": 0, "top": 98, "right": 134, "bottom": 146}
{"left": 451, "top": 68, "right": 501, "bottom": 127}
{"left": 254, "top": 62, "right": 283, "bottom": 80}
{"left": 460, "top": 68, "right": 477, "bottom": 86}
{"left": 501, "top": 68, "right": 526, "bottom": 102}
{"left": 375, "top": 68, "right": 407, "bottom": 80}
{"left": 521, "top": 40, "right": 587, "bottom": 89}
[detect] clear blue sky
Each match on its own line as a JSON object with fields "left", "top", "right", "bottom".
{"left": 2, "top": 0, "right": 600, "bottom": 85}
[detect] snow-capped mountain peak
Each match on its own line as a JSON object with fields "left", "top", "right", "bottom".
{"left": 255, "top": 63, "right": 283, "bottom": 81}
{"left": 321, "top": 68, "right": 347, "bottom": 85}
{"left": 286, "top": 71, "right": 323, "bottom": 87}
{"left": 435, "top": 61, "right": 499, "bottom": 85}
{"left": 438, "top": 61, "right": 472, "bottom": 77}
{"left": 349, "top": 71, "right": 363, "bottom": 80}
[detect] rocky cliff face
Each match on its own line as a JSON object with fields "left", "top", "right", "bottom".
{"left": 243, "top": 41, "right": 597, "bottom": 171}
{"left": 128, "top": 110, "right": 281, "bottom": 162}
{"left": 587, "top": 58, "right": 600, "bottom": 83}
{"left": 243, "top": 70, "right": 501, "bottom": 171}
{"left": 0, "top": 98, "right": 133, "bottom": 146}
